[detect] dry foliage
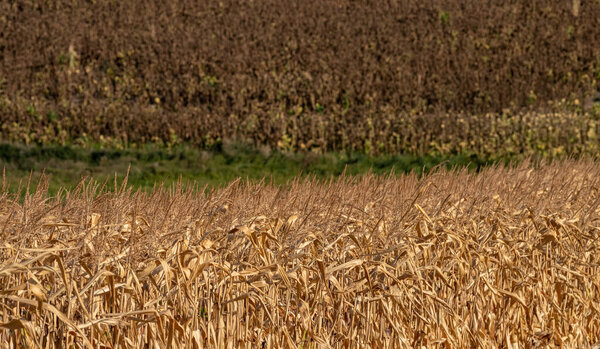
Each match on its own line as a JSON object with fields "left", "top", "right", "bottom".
{"left": 1, "top": 0, "right": 600, "bottom": 152}
{"left": 1, "top": 161, "right": 600, "bottom": 347}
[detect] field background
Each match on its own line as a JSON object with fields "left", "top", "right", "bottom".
{"left": 1, "top": 0, "right": 600, "bottom": 155}
{"left": 1, "top": 0, "right": 600, "bottom": 191}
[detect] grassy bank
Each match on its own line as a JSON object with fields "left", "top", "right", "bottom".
{"left": 0, "top": 142, "right": 500, "bottom": 195}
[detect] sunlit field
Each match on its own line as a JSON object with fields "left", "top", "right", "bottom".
{"left": 1, "top": 160, "right": 599, "bottom": 347}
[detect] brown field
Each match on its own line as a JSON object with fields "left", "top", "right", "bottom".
{"left": 2, "top": 0, "right": 599, "bottom": 153}
{"left": 1, "top": 161, "right": 600, "bottom": 347}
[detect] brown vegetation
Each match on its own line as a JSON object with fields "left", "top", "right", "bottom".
{"left": 1, "top": 0, "right": 600, "bottom": 152}
{"left": 1, "top": 160, "right": 600, "bottom": 347}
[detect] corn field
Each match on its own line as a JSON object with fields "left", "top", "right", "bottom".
{"left": 1, "top": 161, "right": 600, "bottom": 347}
{"left": 3, "top": 0, "right": 600, "bottom": 153}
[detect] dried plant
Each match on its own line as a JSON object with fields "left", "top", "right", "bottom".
{"left": 1, "top": 0, "right": 600, "bottom": 153}
{"left": 1, "top": 160, "right": 600, "bottom": 347}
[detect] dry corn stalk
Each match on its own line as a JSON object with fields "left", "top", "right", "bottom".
{"left": 1, "top": 160, "right": 600, "bottom": 347}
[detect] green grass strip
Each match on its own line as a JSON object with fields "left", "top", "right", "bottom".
{"left": 0, "top": 142, "right": 505, "bottom": 195}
